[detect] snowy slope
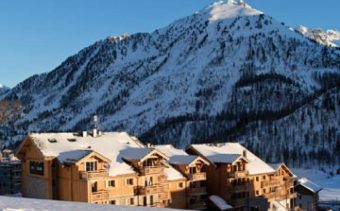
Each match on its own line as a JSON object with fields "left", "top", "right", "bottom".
{"left": 1, "top": 0, "right": 340, "bottom": 169}
{"left": 293, "top": 168, "right": 340, "bottom": 202}
{"left": 0, "top": 196, "right": 187, "bottom": 211}
{"left": 296, "top": 25, "right": 340, "bottom": 47}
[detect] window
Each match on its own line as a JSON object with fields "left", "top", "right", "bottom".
{"left": 108, "top": 180, "right": 115, "bottom": 187}
{"left": 86, "top": 161, "right": 97, "bottom": 172}
{"left": 30, "top": 161, "right": 44, "bottom": 176}
{"left": 263, "top": 189, "right": 266, "bottom": 193}
{"left": 110, "top": 200, "right": 116, "bottom": 205}
{"left": 143, "top": 196, "right": 147, "bottom": 206}
{"left": 91, "top": 182, "right": 98, "bottom": 193}
{"left": 129, "top": 198, "right": 134, "bottom": 205}
{"left": 178, "top": 182, "right": 184, "bottom": 188}
{"left": 256, "top": 190, "right": 259, "bottom": 196}
{"left": 126, "top": 178, "right": 134, "bottom": 186}
{"left": 263, "top": 175, "right": 266, "bottom": 180}
{"left": 256, "top": 176, "right": 259, "bottom": 182}
{"left": 150, "top": 195, "right": 154, "bottom": 206}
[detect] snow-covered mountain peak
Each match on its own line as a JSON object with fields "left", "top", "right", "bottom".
{"left": 107, "top": 34, "right": 130, "bottom": 43}
{"left": 203, "top": 0, "right": 262, "bottom": 23}
{"left": 0, "top": 83, "right": 9, "bottom": 97}
{"left": 295, "top": 25, "right": 340, "bottom": 47}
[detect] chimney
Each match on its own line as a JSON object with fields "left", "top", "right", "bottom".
{"left": 82, "top": 131, "right": 87, "bottom": 137}
{"left": 92, "top": 115, "right": 99, "bottom": 137}
{"left": 93, "top": 128, "right": 97, "bottom": 138}
{"left": 243, "top": 150, "right": 247, "bottom": 158}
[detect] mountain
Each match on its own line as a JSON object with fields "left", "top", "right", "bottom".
{"left": 1, "top": 0, "right": 340, "bottom": 169}
{"left": 296, "top": 25, "right": 340, "bottom": 47}
{"left": 0, "top": 84, "right": 9, "bottom": 96}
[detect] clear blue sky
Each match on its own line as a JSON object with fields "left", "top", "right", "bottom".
{"left": 0, "top": 0, "right": 338, "bottom": 87}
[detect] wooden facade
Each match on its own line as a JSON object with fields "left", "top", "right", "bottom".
{"left": 15, "top": 133, "right": 208, "bottom": 210}
{"left": 186, "top": 144, "right": 298, "bottom": 211}
{"left": 16, "top": 134, "right": 299, "bottom": 210}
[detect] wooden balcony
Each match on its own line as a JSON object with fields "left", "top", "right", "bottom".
{"left": 261, "top": 179, "right": 280, "bottom": 187}
{"left": 140, "top": 166, "right": 164, "bottom": 175}
{"left": 188, "top": 187, "right": 207, "bottom": 195}
{"left": 264, "top": 191, "right": 296, "bottom": 200}
{"left": 231, "top": 184, "right": 250, "bottom": 193}
{"left": 188, "top": 172, "right": 206, "bottom": 181}
{"left": 79, "top": 170, "right": 109, "bottom": 180}
{"left": 90, "top": 190, "right": 109, "bottom": 202}
{"left": 234, "top": 170, "right": 248, "bottom": 178}
{"left": 136, "top": 184, "right": 165, "bottom": 195}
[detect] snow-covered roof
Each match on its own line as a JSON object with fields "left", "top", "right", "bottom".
{"left": 164, "top": 166, "right": 186, "bottom": 181}
{"left": 155, "top": 145, "right": 199, "bottom": 165}
{"left": 272, "top": 201, "right": 287, "bottom": 211}
{"left": 120, "top": 148, "right": 158, "bottom": 161}
{"left": 206, "top": 154, "right": 242, "bottom": 164}
{"left": 188, "top": 143, "right": 276, "bottom": 175}
{"left": 155, "top": 145, "right": 188, "bottom": 157}
{"left": 298, "top": 177, "right": 323, "bottom": 193}
{"left": 209, "top": 195, "right": 233, "bottom": 210}
{"left": 269, "top": 163, "right": 296, "bottom": 177}
{"left": 28, "top": 132, "right": 145, "bottom": 177}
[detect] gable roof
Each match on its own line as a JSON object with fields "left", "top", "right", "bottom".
{"left": 27, "top": 132, "right": 144, "bottom": 176}
{"left": 62, "top": 150, "right": 111, "bottom": 165}
{"left": 269, "top": 163, "right": 295, "bottom": 177}
{"left": 297, "top": 178, "right": 323, "bottom": 193}
{"left": 121, "top": 148, "right": 168, "bottom": 162}
{"left": 155, "top": 145, "right": 209, "bottom": 166}
{"left": 187, "top": 143, "right": 276, "bottom": 175}
{"left": 206, "top": 153, "right": 245, "bottom": 164}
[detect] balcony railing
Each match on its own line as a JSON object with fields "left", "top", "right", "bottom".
{"left": 188, "top": 187, "right": 207, "bottom": 195}
{"left": 231, "top": 184, "right": 250, "bottom": 193}
{"left": 228, "top": 170, "right": 248, "bottom": 178}
{"left": 136, "top": 184, "right": 165, "bottom": 195}
{"left": 90, "top": 190, "right": 109, "bottom": 201}
{"left": 140, "top": 166, "right": 164, "bottom": 175}
{"left": 79, "top": 170, "right": 109, "bottom": 180}
{"left": 261, "top": 179, "right": 281, "bottom": 187}
{"left": 188, "top": 172, "right": 206, "bottom": 181}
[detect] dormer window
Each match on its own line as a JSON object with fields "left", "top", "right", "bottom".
{"left": 67, "top": 138, "right": 77, "bottom": 142}
{"left": 48, "top": 138, "right": 57, "bottom": 143}
{"left": 86, "top": 161, "right": 97, "bottom": 172}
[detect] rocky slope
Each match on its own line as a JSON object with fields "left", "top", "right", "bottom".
{"left": 296, "top": 25, "right": 340, "bottom": 47}
{"left": 1, "top": 0, "right": 339, "bottom": 168}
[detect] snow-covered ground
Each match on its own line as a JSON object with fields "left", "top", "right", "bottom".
{"left": 0, "top": 196, "right": 187, "bottom": 211}
{"left": 293, "top": 168, "right": 340, "bottom": 202}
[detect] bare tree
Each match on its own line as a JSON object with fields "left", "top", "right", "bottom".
{"left": 0, "top": 100, "right": 22, "bottom": 125}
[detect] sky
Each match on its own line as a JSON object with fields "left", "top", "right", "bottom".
{"left": 0, "top": 0, "right": 339, "bottom": 87}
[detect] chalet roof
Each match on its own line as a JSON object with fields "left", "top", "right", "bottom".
{"left": 188, "top": 143, "right": 276, "bottom": 175}
{"left": 206, "top": 154, "right": 242, "bottom": 164}
{"left": 28, "top": 132, "right": 145, "bottom": 177}
{"left": 155, "top": 145, "right": 188, "bottom": 157}
{"left": 164, "top": 166, "right": 186, "bottom": 181}
{"left": 61, "top": 150, "right": 93, "bottom": 164}
{"left": 155, "top": 145, "right": 208, "bottom": 166}
{"left": 298, "top": 178, "right": 322, "bottom": 193}
{"left": 269, "top": 163, "right": 296, "bottom": 177}
{"left": 209, "top": 195, "right": 233, "bottom": 210}
{"left": 169, "top": 155, "right": 198, "bottom": 165}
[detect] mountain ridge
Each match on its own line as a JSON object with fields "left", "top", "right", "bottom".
{"left": 1, "top": 1, "right": 339, "bottom": 169}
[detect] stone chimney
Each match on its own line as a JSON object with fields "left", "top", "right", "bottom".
{"left": 243, "top": 150, "right": 247, "bottom": 158}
